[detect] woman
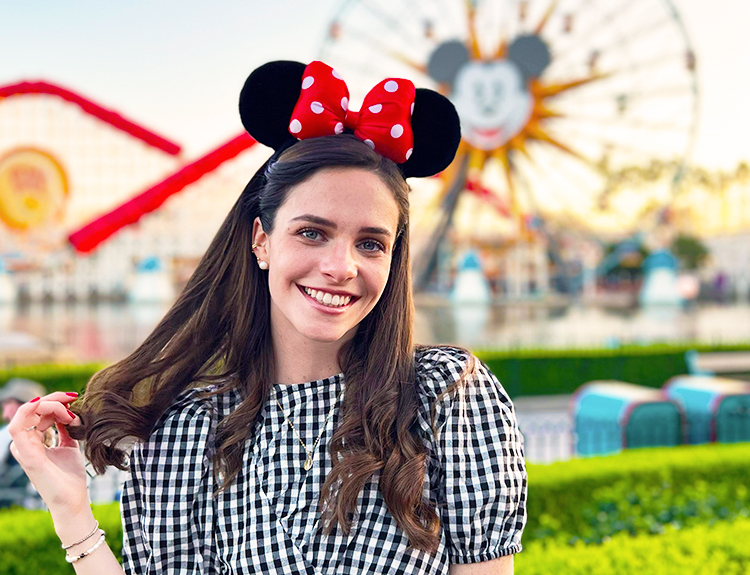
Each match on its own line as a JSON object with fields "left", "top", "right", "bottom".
{"left": 8, "top": 61, "right": 526, "bottom": 574}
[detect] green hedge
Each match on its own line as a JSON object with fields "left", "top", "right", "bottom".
{"left": 475, "top": 342, "right": 750, "bottom": 396}
{"left": 3, "top": 507, "right": 748, "bottom": 574}
{"left": 517, "top": 517, "right": 750, "bottom": 575}
{"left": 0, "top": 503, "right": 121, "bottom": 574}
{"left": 5, "top": 340, "right": 750, "bottom": 398}
{"left": 0, "top": 363, "right": 103, "bottom": 395}
{"left": 525, "top": 442, "right": 750, "bottom": 544}
{"left": 1, "top": 443, "right": 746, "bottom": 572}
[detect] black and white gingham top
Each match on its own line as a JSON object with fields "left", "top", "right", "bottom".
{"left": 121, "top": 346, "right": 527, "bottom": 574}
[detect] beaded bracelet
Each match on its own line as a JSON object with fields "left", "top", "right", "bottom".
{"left": 61, "top": 520, "right": 100, "bottom": 550}
{"left": 65, "top": 531, "right": 106, "bottom": 564}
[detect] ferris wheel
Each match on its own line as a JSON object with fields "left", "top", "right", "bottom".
{"left": 319, "top": 0, "right": 700, "bottom": 287}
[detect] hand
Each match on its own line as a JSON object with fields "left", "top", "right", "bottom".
{"left": 8, "top": 392, "right": 89, "bottom": 518}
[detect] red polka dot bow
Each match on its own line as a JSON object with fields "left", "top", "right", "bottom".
{"left": 288, "top": 61, "right": 416, "bottom": 164}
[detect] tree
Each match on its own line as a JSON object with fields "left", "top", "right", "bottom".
{"left": 671, "top": 234, "right": 709, "bottom": 270}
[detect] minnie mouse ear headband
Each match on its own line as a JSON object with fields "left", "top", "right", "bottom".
{"left": 239, "top": 60, "right": 461, "bottom": 178}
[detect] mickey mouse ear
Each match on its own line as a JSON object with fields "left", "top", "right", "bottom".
{"left": 239, "top": 61, "right": 462, "bottom": 178}
{"left": 239, "top": 61, "right": 306, "bottom": 151}
{"left": 401, "top": 89, "right": 461, "bottom": 178}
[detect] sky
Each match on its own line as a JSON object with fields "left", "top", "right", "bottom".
{"left": 1, "top": 0, "right": 748, "bottom": 169}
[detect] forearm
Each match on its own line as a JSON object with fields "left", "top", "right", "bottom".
{"left": 52, "top": 507, "right": 125, "bottom": 575}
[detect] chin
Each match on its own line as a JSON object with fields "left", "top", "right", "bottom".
{"left": 298, "top": 324, "right": 355, "bottom": 345}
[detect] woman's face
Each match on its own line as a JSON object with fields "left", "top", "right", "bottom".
{"left": 253, "top": 168, "right": 400, "bottom": 348}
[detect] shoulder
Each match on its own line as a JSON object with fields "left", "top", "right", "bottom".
{"left": 414, "top": 345, "right": 473, "bottom": 396}
{"left": 414, "top": 345, "right": 517, "bottom": 430}
{"left": 415, "top": 345, "right": 511, "bottom": 403}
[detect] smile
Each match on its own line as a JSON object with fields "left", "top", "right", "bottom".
{"left": 300, "top": 285, "right": 355, "bottom": 308}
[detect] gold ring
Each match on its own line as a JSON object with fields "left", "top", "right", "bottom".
{"left": 26, "top": 425, "right": 38, "bottom": 432}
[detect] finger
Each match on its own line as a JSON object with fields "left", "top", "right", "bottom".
{"left": 37, "top": 394, "right": 82, "bottom": 427}
{"left": 9, "top": 400, "right": 76, "bottom": 436}
{"left": 7, "top": 422, "right": 43, "bottom": 468}
{"left": 39, "top": 391, "right": 80, "bottom": 404}
{"left": 56, "top": 421, "right": 78, "bottom": 449}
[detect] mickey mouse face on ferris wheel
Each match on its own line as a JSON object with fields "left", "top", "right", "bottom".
{"left": 428, "top": 35, "right": 551, "bottom": 152}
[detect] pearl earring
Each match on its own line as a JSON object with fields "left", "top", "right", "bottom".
{"left": 252, "top": 243, "right": 268, "bottom": 270}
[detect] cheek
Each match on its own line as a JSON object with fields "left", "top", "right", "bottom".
{"left": 369, "top": 260, "right": 394, "bottom": 299}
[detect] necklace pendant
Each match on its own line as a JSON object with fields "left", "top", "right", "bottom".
{"left": 303, "top": 456, "right": 313, "bottom": 471}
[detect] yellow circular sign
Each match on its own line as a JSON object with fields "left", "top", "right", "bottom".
{"left": 0, "top": 148, "right": 68, "bottom": 231}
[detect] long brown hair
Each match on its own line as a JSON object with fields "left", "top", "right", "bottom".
{"left": 72, "top": 135, "right": 443, "bottom": 552}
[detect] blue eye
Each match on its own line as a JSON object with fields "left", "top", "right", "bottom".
{"left": 299, "top": 228, "right": 323, "bottom": 241}
{"left": 359, "top": 239, "right": 385, "bottom": 252}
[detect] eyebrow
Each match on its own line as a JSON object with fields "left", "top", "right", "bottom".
{"left": 290, "top": 214, "right": 393, "bottom": 237}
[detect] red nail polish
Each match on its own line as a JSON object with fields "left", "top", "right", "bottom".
{"left": 66, "top": 392, "right": 78, "bottom": 397}
{"left": 30, "top": 397, "right": 40, "bottom": 403}
{"left": 67, "top": 409, "right": 76, "bottom": 418}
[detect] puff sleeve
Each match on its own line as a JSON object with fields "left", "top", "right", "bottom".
{"left": 417, "top": 347, "right": 527, "bottom": 564}
{"left": 120, "top": 391, "right": 216, "bottom": 574}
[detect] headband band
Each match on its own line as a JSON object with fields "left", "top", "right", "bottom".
{"left": 239, "top": 60, "right": 461, "bottom": 178}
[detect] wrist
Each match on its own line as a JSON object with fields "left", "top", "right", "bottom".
{"left": 51, "top": 506, "right": 97, "bottom": 547}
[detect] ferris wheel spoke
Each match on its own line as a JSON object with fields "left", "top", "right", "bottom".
{"left": 544, "top": 126, "right": 679, "bottom": 162}
{"left": 340, "top": 20, "right": 427, "bottom": 64}
{"left": 355, "top": 0, "right": 433, "bottom": 50}
{"left": 326, "top": 52, "right": 407, "bottom": 86}
{"left": 331, "top": 29, "right": 433, "bottom": 81}
{"left": 553, "top": 80, "right": 696, "bottom": 110}
{"left": 575, "top": 17, "right": 678, "bottom": 71}
{"left": 556, "top": 114, "right": 692, "bottom": 133}
{"left": 605, "top": 52, "right": 696, "bottom": 79}
{"left": 512, "top": 148, "right": 593, "bottom": 220}
{"left": 550, "top": 0, "right": 638, "bottom": 62}
{"left": 552, "top": 21, "right": 677, "bottom": 77}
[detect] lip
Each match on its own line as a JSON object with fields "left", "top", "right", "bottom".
{"left": 473, "top": 127, "right": 502, "bottom": 138}
{"left": 297, "top": 284, "right": 358, "bottom": 314}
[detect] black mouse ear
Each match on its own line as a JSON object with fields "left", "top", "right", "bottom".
{"left": 239, "top": 61, "right": 307, "bottom": 150}
{"left": 507, "top": 35, "right": 551, "bottom": 80}
{"left": 400, "top": 88, "right": 462, "bottom": 178}
{"left": 427, "top": 41, "right": 470, "bottom": 88}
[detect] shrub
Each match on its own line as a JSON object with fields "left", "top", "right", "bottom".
{"left": 0, "top": 503, "right": 121, "bottom": 574}
{"left": 525, "top": 443, "right": 750, "bottom": 544}
{"left": 517, "top": 517, "right": 750, "bottom": 575}
{"left": 0, "top": 364, "right": 103, "bottom": 395}
{"left": 475, "top": 342, "right": 750, "bottom": 396}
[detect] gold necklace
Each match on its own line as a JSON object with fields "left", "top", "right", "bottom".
{"left": 275, "top": 388, "right": 344, "bottom": 471}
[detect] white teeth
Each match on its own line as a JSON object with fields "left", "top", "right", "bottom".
{"left": 303, "top": 287, "right": 352, "bottom": 308}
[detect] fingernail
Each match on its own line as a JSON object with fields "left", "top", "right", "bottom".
{"left": 67, "top": 409, "right": 76, "bottom": 418}
{"left": 65, "top": 392, "right": 78, "bottom": 397}
{"left": 30, "top": 397, "right": 40, "bottom": 403}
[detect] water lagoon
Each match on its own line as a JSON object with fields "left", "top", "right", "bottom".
{"left": 3, "top": 299, "right": 749, "bottom": 363}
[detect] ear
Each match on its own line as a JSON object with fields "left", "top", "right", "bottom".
{"left": 427, "top": 40, "right": 470, "bottom": 88}
{"left": 507, "top": 34, "right": 551, "bottom": 80}
{"left": 239, "top": 61, "right": 307, "bottom": 150}
{"left": 400, "top": 89, "right": 462, "bottom": 178}
{"left": 252, "top": 217, "right": 269, "bottom": 262}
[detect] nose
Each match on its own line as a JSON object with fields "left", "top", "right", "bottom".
{"left": 319, "top": 241, "right": 358, "bottom": 283}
